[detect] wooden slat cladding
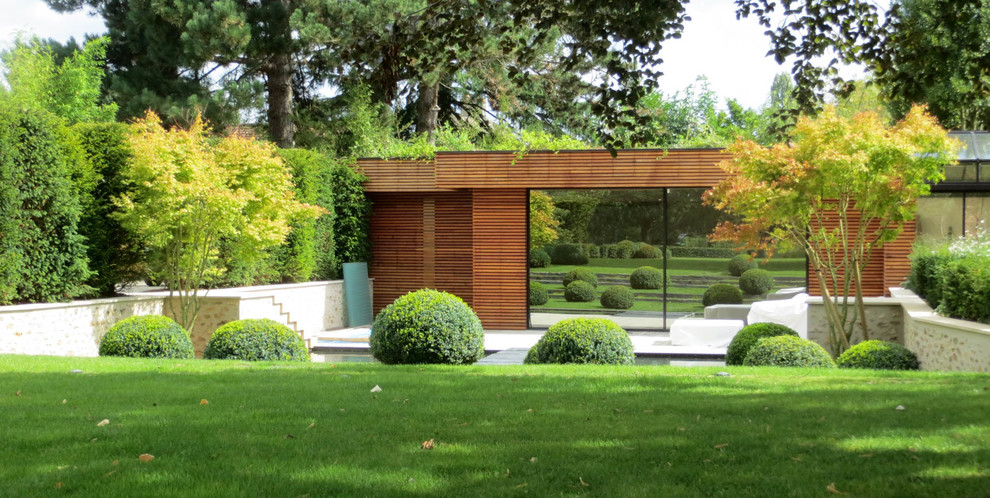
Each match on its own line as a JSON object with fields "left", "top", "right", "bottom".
{"left": 360, "top": 158, "right": 453, "bottom": 192}
{"left": 435, "top": 149, "right": 730, "bottom": 189}
{"left": 806, "top": 212, "right": 915, "bottom": 298}
{"left": 434, "top": 192, "right": 474, "bottom": 304}
{"left": 472, "top": 189, "right": 528, "bottom": 329}
{"left": 368, "top": 191, "right": 475, "bottom": 316}
{"left": 884, "top": 221, "right": 916, "bottom": 292}
{"left": 368, "top": 193, "right": 425, "bottom": 313}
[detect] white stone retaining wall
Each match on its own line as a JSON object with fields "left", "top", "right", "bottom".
{"left": 892, "top": 288, "right": 990, "bottom": 372}
{"left": 806, "top": 297, "right": 905, "bottom": 354}
{"left": 0, "top": 280, "right": 361, "bottom": 358}
{"left": 0, "top": 296, "right": 165, "bottom": 357}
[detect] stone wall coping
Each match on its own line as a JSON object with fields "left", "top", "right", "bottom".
{"left": 0, "top": 294, "right": 164, "bottom": 313}
{"left": 893, "top": 287, "right": 990, "bottom": 338}
{"left": 804, "top": 295, "right": 909, "bottom": 306}
{"left": 125, "top": 280, "right": 351, "bottom": 299}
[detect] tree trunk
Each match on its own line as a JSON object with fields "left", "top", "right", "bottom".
{"left": 266, "top": 51, "right": 295, "bottom": 148}
{"left": 416, "top": 78, "right": 440, "bottom": 143}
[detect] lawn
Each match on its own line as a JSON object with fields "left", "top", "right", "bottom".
{"left": 533, "top": 257, "right": 807, "bottom": 278}
{"left": 3, "top": 355, "right": 988, "bottom": 497}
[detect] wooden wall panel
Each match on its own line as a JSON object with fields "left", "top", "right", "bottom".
{"left": 806, "top": 212, "right": 914, "bottom": 298}
{"left": 435, "top": 149, "right": 730, "bottom": 189}
{"left": 472, "top": 189, "right": 528, "bottom": 329}
{"left": 360, "top": 158, "right": 453, "bottom": 192}
{"left": 369, "top": 193, "right": 425, "bottom": 313}
{"left": 884, "top": 221, "right": 916, "bottom": 292}
{"left": 368, "top": 191, "right": 475, "bottom": 316}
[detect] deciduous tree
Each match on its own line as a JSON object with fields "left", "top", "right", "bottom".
{"left": 705, "top": 106, "right": 955, "bottom": 354}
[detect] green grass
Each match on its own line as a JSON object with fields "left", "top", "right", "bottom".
{"left": 534, "top": 257, "right": 807, "bottom": 278}
{"left": 3, "top": 355, "right": 988, "bottom": 497}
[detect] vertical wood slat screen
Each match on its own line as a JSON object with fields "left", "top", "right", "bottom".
{"left": 471, "top": 189, "right": 528, "bottom": 329}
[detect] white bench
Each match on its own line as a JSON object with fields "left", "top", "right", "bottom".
{"left": 670, "top": 318, "right": 745, "bottom": 347}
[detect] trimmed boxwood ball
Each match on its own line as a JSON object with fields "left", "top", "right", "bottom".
{"left": 600, "top": 285, "right": 635, "bottom": 309}
{"left": 369, "top": 289, "right": 484, "bottom": 364}
{"left": 739, "top": 269, "right": 774, "bottom": 295}
{"left": 99, "top": 315, "right": 193, "bottom": 359}
{"left": 837, "top": 340, "right": 920, "bottom": 370}
{"left": 633, "top": 243, "right": 662, "bottom": 259}
{"left": 728, "top": 254, "right": 758, "bottom": 277}
{"left": 630, "top": 266, "right": 664, "bottom": 289}
{"left": 564, "top": 281, "right": 596, "bottom": 302}
{"left": 524, "top": 317, "right": 634, "bottom": 365}
{"left": 204, "top": 319, "right": 309, "bottom": 361}
{"left": 529, "top": 248, "right": 551, "bottom": 268}
{"left": 743, "top": 335, "right": 836, "bottom": 368}
{"left": 563, "top": 268, "right": 598, "bottom": 288}
{"left": 725, "top": 322, "right": 799, "bottom": 366}
{"left": 529, "top": 281, "right": 549, "bottom": 306}
{"left": 702, "top": 283, "right": 743, "bottom": 306}
{"left": 615, "top": 240, "right": 638, "bottom": 259}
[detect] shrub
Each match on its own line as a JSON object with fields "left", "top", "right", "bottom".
{"left": 0, "top": 109, "right": 92, "bottom": 304}
{"left": 615, "top": 240, "right": 638, "bottom": 259}
{"left": 725, "top": 322, "right": 799, "bottom": 366}
{"left": 369, "top": 289, "right": 484, "bottom": 364}
{"left": 99, "top": 315, "right": 193, "bottom": 359}
{"left": 836, "top": 340, "right": 920, "bottom": 370}
{"left": 702, "top": 284, "right": 743, "bottom": 307}
{"left": 529, "top": 281, "right": 549, "bottom": 306}
{"left": 73, "top": 122, "right": 144, "bottom": 297}
{"left": 601, "top": 244, "right": 617, "bottom": 258}
{"left": 630, "top": 266, "right": 665, "bottom": 289}
{"left": 600, "top": 285, "right": 635, "bottom": 309}
{"left": 524, "top": 317, "right": 633, "bottom": 365}
{"left": 204, "top": 319, "right": 309, "bottom": 361}
{"left": 669, "top": 246, "right": 737, "bottom": 258}
{"left": 551, "top": 243, "right": 589, "bottom": 265}
{"left": 935, "top": 255, "right": 990, "bottom": 324}
{"left": 743, "top": 335, "right": 836, "bottom": 368}
{"left": 586, "top": 244, "right": 602, "bottom": 258}
{"left": 529, "top": 248, "right": 551, "bottom": 268}
{"left": 633, "top": 243, "right": 662, "bottom": 259}
{"left": 739, "top": 269, "right": 774, "bottom": 295}
{"left": 563, "top": 268, "right": 599, "bottom": 288}
{"left": 728, "top": 254, "right": 758, "bottom": 277}
{"left": 906, "top": 248, "right": 954, "bottom": 309}
{"left": 564, "top": 281, "right": 596, "bottom": 302}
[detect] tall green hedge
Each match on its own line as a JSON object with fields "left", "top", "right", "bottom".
{"left": 325, "top": 159, "right": 371, "bottom": 279}
{"left": 0, "top": 109, "right": 91, "bottom": 304}
{"left": 72, "top": 122, "right": 144, "bottom": 296}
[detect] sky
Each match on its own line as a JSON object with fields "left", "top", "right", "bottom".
{"left": 0, "top": 0, "right": 875, "bottom": 111}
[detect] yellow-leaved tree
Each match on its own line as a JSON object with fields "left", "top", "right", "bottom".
{"left": 116, "top": 112, "right": 323, "bottom": 334}
{"left": 705, "top": 106, "right": 956, "bottom": 355}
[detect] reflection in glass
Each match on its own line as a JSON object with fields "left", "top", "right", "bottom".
{"left": 916, "top": 195, "right": 963, "bottom": 239}
{"left": 964, "top": 193, "right": 990, "bottom": 235}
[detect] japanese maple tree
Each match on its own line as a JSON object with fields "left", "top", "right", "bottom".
{"left": 705, "top": 106, "right": 955, "bottom": 354}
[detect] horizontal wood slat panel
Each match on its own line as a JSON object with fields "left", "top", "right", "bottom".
{"left": 435, "top": 191, "right": 474, "bottom": 305}
{"left": 806, "top": 210, "right": 911, "bottom": 298}
{"left": 473, "top": 189, "right": 528, "bottom": 329}
{"left": 369, "top": 193, "right": 424, "bottom": 314}
{"left": 360, "top": 159, "right": 456, "bottom": 192}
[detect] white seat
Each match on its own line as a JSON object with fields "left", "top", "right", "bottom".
{"left": 747, "top": 293, "right": 809, "bottom": 338}
{"left": 670, "top": 318, "right": 745, "bottom": 347}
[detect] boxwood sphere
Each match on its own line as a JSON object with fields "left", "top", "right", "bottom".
{"left": 836, "top": 340, "right": 920, "bottom": 370}
{"left": 529, "top": 248, "right": 551, "bottom": 268}
{"left": 728, "top": 254, "right": 758, "bottom": 276}
{"left": 563, "top": 267, "right": 598, "bottom": 288}
{"left": 630, "top": 266, "right": 664, "bottom": 289}
{"left": 725, "top": 322, "right": 798, "bottom": 366}
{"left": 564, "top": 280, "right": 596, "bottom": 302}
{"left": 739, "top": 269, "right": 774, "bottom": 295}
{"left": 600, "top": 285, "right": 635, "bottom": 309}
{"left": 702, "top": 283, "right": 743, "bottom": 307}
{"left": 743, "top": 335, "right": 836, "bottom": 368}
{"left": 204, "top": 319, "right": 309, "bottom": 361}
{"left": 524, "top": 317, "right": 634, "bottom": 365}
{"left": 633, "top": 243, "right": 662, "bottom": 259}
{"left": 529, "top": 281, "right": 549, "bottom": 306}
{"left": 551, "top": 243, "right": 589, "bottom": 265}
{"left": 370, "top": 289, "right": 484, "bottom": 364}
{"left": 99, "top": 315, "right": 193, "bottom": 359}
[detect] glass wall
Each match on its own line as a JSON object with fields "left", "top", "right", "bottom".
{"left": 528, "top": 188, "right": 807, "bottom": 331}
{"left": 917, "top": 192, "right": 990, "bottom": 239}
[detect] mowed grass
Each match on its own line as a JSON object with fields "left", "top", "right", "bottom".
{"left": 534, "top": 257, "right": 807, "bottom": 278}
{"left": 2, "top": 355, "right": 988, "bottom": 497}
